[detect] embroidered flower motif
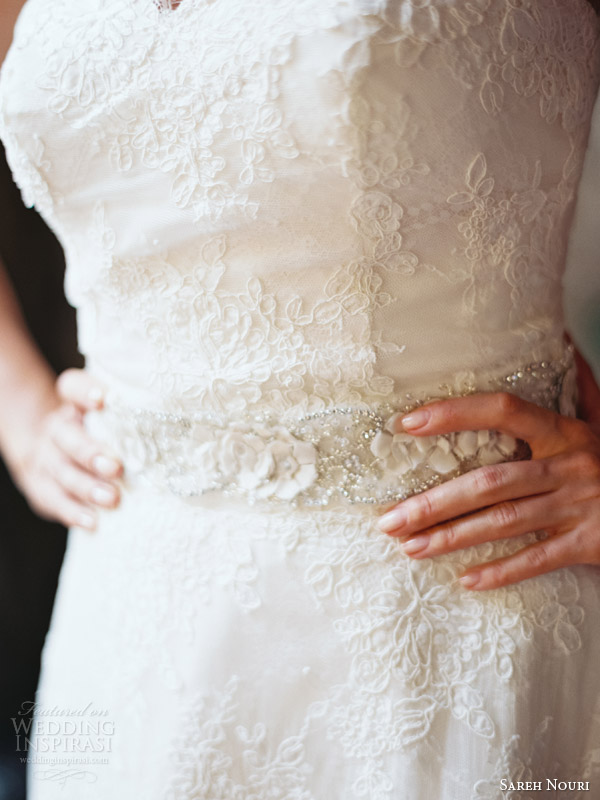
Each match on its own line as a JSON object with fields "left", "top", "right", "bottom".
{"left": 370, "top": 411, "right": 520, "bottom": 477}
{"left": 252, "top": 430, "right": 319, "bottom": 500}
{"left": 192, "top": 424, "right": 318, "bottom": 501}
{"left": 351, "top": 191, "right": 403, "bottom": 239}
{"left": 213, "top": 429, "right": 265, "bottom": 486}
{"left": 383, "top": 0, "right": 442, "bottom": 43}
{"left": 491, "top": 1, "right": 600, "bottom": 132}
{"left": 379, "top": 0, "right": 491, "bottom": 46}
{"left": 37, "top": 1, "right": 140, "bottom": 120}
{"left": 1, "top": 2, "right": 599, "bottom": 797}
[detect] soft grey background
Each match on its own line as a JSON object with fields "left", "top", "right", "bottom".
{"left": 564, "top": 88, "right": 600, "bottom": 377}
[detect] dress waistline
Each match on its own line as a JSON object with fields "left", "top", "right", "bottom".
{"left": 89, "top": 349, "right": 576, "bottom": 508}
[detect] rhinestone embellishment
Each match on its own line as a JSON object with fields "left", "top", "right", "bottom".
{"left": 93, "top": 350, "right": 576, "bottom": 508}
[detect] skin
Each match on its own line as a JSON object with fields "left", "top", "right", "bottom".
{"left": 0, "top": 257, "right": 123, "bottom": 531}
{"left": 0, "top": 0, "right": 26, "bottom": 64}
{"left": 1, "top": 0, "right": 600, "bottom": 588}
{"left": 377, "top": 371, "right": 600, "bottom": 591}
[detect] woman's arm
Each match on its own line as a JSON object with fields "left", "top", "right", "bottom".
{"left": 0, "top": 255, "right": 59, "bottom": 469}
{"left": 0, "top": 0, "right": 26, "bottom": 64}
{"left": 0, "top": 256, "right": 122, "bottom": 529}
{"left": 0, "top": 2, "right": 123, "bottom": 527}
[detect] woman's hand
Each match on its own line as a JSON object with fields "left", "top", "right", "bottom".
{"left": 376, "top": 392, "right": 600, "bottom": 591}
{"left": 8, "top": 368, "right": 123, "bottom": 531}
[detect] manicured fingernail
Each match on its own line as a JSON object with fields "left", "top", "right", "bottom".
{"left": 92, "top": 454, "right": 121, "bottom": 478}
{"left": 458, "top": 572, "right": 480, "bottom": 589}
{"left": 88, "top": 387, "right": 104, "bottom": 407}
{"left": 77, "top": 512, "right": 96, "bottom": 530}
{"left": 378, "top": 507, "right": 406, "bottom": 533}
{"left": 403, "top": 536, "right": 429, "bottom": 555}
{"left": 91, "top": 485, "right": 117, "bottom": 506}
{"left": 401, "top": 409, "right": 430, "bottom": 430}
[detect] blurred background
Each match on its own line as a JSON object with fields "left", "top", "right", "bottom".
{"left": 0, "top": 5, "right": 80, "bottom": 796}
{"left": 0, "top": 144, "right": 81, "bottom": 800}
{"left": 0, "top": 5, "right": 600, "bottom": 800}
{"left": 564, "top": 90, "right": 600, "bottom": 378}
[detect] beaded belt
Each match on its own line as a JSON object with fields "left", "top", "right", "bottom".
{"left": 92, "top": 351, "right": 576, "bottom": 508}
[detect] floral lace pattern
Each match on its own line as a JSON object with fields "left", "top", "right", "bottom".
{"left": 35, "top": 490, "right": 598, "bottom": 798}
{"left": 1, "top": 0, "right": 599, "bottom": 417}
{"left": 164, "top": 676, "right": 318, "bottom": 800}
{"left": 3, "top": 0, "right": 600, "bottom": 798}
{"left": 473, "top": 715, "right": 600, "bottom": 799}
{"left": 89, "top": 347, "right": 574, "bottom": 507}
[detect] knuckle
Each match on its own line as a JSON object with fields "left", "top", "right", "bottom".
{"left": 525, "top": 543, "right": 548, "bottom": 571}
{"left": 496, "top": 391, "right": 520, "bottom": 417}
{"left": 412, "top": 493, "right": 435, "bottom": 526}
{"left": 568, "top": 450, "right": 600, "bottom": 481}
{"left": 474, "top": 464, "right": 506, "bottom": 494}
{"left": 441, "top": 522, "right": 457, "bottom": 549}
{"left": 535, "top": 458, "right": 553, "bottom": 483}
{"left": 492, "top": 501, "right": 519, "bottom": 530}
{"left": 562, "top": 416, "right": 591, "bottom": 443}
{"left": 570, "top": 527, "right": 593, "bottom": 561}
{"left": 570, "top": 526, "right": 600, "bottom": 564}
{"left": 485, "top": 562, "right": 505, "bottom": 587}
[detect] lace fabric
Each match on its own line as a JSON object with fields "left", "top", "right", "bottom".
{"left": 1, "top": 1, "right": 600, "bottom": 798}
{"left": 0, "top": 0, "right": 598, "bottom": 416}
{"left": 89, "top": 346, "right": 576, "bottom": 507}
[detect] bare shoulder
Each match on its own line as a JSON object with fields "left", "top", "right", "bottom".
{"left": 0, "top": 0, "right": 29, "bottom": 65}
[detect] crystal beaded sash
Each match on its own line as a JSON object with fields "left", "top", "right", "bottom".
{"left": 92, "top": 350, "right": 576, "bottom": 508}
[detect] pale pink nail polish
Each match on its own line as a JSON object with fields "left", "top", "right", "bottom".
{"left": 93, "top": 454, "right": 121, "bottom": 478}
{"left": 403, "top": 536, "right": 429, "bottom": 554}
{"left": 377, "top": 507, "right": 406, "bottom": 533}
{"left": 401, "top": 409, "right": 430, "bottom": 430}
{"left": 458, "top": 573, "right": 480, "bottom": 589}
{"left": 91, "top": 486, "right": 117, "bottom": 506}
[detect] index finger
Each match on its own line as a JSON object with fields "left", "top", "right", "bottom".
{"left": 377, "top": 457, "right": 557, "bottom": 535}
{"left": 395, "top": 392, "right": 577, "bottom": 457}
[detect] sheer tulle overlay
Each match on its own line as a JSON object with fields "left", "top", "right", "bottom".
{"left": 1, "top": 0, "right": 600, "bottom": 797}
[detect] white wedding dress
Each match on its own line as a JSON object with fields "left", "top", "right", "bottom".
{"left": 2, "top": 0, "right": 600, "bottom": 797}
